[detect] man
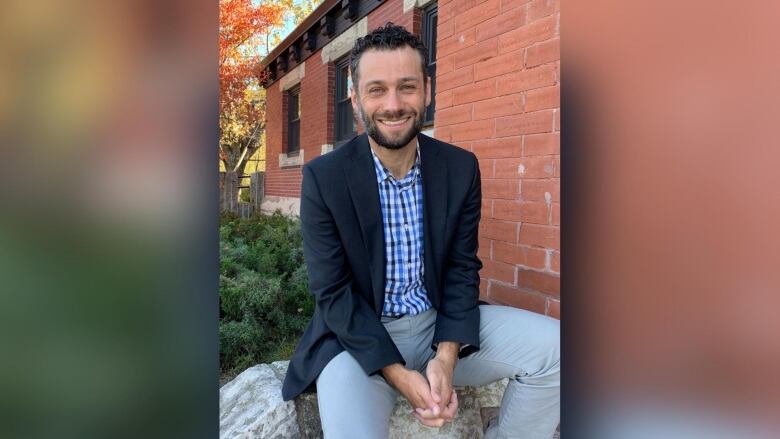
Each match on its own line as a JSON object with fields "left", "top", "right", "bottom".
{"left": 281, "top": 23, "right": 560, "bottom": 438}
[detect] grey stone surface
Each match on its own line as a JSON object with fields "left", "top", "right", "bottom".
{"left": 269, "top": 361, "right": 509, "bottom": 438}
{"left": 220, "top": 364, "right": 300, "bottom": 439}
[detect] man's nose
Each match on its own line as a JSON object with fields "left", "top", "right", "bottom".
{"left": 383, "top": 89, "right": 403, "bottom": 113}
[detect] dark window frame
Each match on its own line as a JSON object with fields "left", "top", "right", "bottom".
{"left": 286, "top": 85, "right": 301, "bottom": 156}
{"left": 422, "top": 3, "right": 438, "bottom": 126}
{"left": 334, "top": 56, "right": 357, "bottom": 147}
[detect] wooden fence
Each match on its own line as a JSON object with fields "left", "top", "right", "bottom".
{"left": 220, "top": 171, "right": 264, "bottom": 218}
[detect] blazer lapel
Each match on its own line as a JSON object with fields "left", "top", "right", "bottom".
{"left": 343, "top": 135, "right": 386, "bottom": 315}
{"left": 419, "top": 134, "right": 447, "bottom": 307}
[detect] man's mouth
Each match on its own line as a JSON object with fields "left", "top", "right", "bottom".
{"left": 378, "top": 117, "right": 411, "bottom": 127}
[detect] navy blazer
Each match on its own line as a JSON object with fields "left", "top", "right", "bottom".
{"left": 281, "top": 133, "right": 483, "bottom": 401}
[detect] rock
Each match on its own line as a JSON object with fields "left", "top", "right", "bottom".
{"left": 220, "top": 364, "right": 300, "bottom": 439}
{"left": 222, "top": 361, "right": 510, "bottom": 439}
{"left": 278, "top": 360, "right": 509, "bottom": 439}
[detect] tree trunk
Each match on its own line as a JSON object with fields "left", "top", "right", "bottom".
{"left": 221, "top": 171, "right": 239, "bottom": 213}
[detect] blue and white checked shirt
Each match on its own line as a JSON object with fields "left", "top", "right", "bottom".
{"left": 371, "top": 143, "right": 433, "bottom": 317}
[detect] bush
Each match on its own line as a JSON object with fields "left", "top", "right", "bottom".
{"left": 219, "top": 211, "right": 313, "bottom": 377}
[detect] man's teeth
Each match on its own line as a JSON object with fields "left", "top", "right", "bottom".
{"left": 381, "top": 118, "right": 409, "bottom": 126}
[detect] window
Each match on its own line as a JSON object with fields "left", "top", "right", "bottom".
{"left": 422, "top": 3, "right": 438, "bottom": 125}
{"left": 287, "top": 85, "right": 301, "bottom": 155}
{"left": 334, "top": 56, "right": 357, "bottom": 146}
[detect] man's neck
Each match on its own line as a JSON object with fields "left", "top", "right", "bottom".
{"left": 368, "top": 137, "right": 418, "bottom": 179}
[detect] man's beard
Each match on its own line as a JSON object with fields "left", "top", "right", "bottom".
{"left": 356, "top": 104, "right": 426, "bottom": 150}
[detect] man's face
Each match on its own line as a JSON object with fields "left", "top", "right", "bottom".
{"left": 351, "top": 46, "right": 431, "bottom": 150}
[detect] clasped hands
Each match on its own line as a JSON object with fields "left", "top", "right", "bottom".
{"left": 382, "top": 342, "right": 460, "bottom": 428}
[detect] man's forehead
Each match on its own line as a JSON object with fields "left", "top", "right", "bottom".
{"left": 356, "top": 47, "right": 424, "bottom": 82}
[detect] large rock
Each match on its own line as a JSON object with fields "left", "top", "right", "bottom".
{"left": 220, "top": 364, "right": 300, "bottom": 439}
{"left": 271, "top": 361, "right": 508, "bottom": 439}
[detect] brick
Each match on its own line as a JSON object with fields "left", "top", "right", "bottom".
{"left": 453, "top": 78, "right": 497, "bottom": 105}
{"left": 493, "top": 241, "right": 547, "bottom": 268}
{"left": 479, "top": 278, "right": 489, "bottom": 300}
{"left": 472, "top": 137, "right": 522, "bottom": 159}
{"left": 481, "top": 198, "right": 493, "bottom": 219}
{"left": 518, "top": 155, "right": 557, "bottom": 178}
{"left": 551, "top": 203, "right": 559, "bottom": 225}
{"left": 523, "top": 132, "right": 559, "bottom": 156}
{"left": 475, "top": 6, "right": 527, "bottom": 42}
{"left": 495, "top": 110, "right": 554, "bottom": 137}
{"left": 499, "top": 15, "right": 556, "bottom": 53}
{"left": 496, "top": 63, "right": 557, "bottom": 95}
{"left": 438, "top": 54, "right": 455, "bottom": 75}
{"left": 521, "top": 178, "right": 559, "bottom": 202}
{"left": 493, "top": 200, "right": 548, "bottom": 224}
{"left": 478, "top": 157, "right": 495, "bottom": 178}
{"left": 435, "top": 125, "right": 453, "bottom": 142}
{"left": 437, "top": 65, "right": 475, "bottom": 92}
{"left": 453, "top": 141, "right": 473, "bottom": 150}
{"left": 550, "top": 251, "right": 559, "bottom": 273}
{"left": 452, "top": 0, "right": 477, "bottom": 15}
{"left": 554, "top": 107, "right": 560, "bottom": 131}
{"left": 480, "top": 259, "right": 516, "bottom": 284}
{"left": 518, "top": 269, "right": 559, "bottom": 296}
{"left": 546, "top": 298, "right": 560, "bottom": 319}
{"left": 482, "top": 178, "right": 519, "bottom": 199}
{"left": 436, "top": 90, "right": 454, "bottom": 110}
{"left": 439, "top": 0, "right": 453, "bottom": 22}
{"left": 478, "top": 237, "right": 491, "bottom": 259}
{"left": 526, "top": 37, "right": 560, "bottom": 68}
{"left": 500, "top": 0, "right": 531, "bottom": 12}
{"left": 454, "top": 38, "right": 500, "bottom": 70}
{"left": 519, "top": 224, "right": 559, "bottom": 249}
{"left": 450, "top": 119, "right": 494, "bottom": 141}
{"left": 490, "top": 283, "right": 546, "bottom": 314}
{"left": 479, "top": 218, "right": 517, "bottom": 242}
{"left": 438, "top": 19, "right": 455, "bottom": 41}
{"left": 436, "top": 104, "right": 473, "bottom": 127}
{"left": 528, "top": 0, "right": 556, "bottom": 21}
{"left": 438, "top": 29, "right": 477, "bottom": 59}
{"left": 494, "top": 158, "right": 523, "bottom": 179}
{"left": 474, "top": 51, "right": 525, "bottom": 81}
{"left": 473, "top": 94, "right": 524, "bottom": 120}
{"left": 525, "top": 85, "right": 559, "bottom": 111}
{"left": 454, "top": 0, "right": 500, "bottom": 32}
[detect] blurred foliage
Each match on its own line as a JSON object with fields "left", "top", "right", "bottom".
{"left": 219, "top": 212, "right": 312, "bottom": 376}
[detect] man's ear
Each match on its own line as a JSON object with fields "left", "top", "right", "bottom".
{"left": 425, "top": 76, "right": 432, "bottom": 108}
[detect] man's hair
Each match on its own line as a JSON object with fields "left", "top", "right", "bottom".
{"left": 350, "top": 23, "right": 429, "bottom": 91}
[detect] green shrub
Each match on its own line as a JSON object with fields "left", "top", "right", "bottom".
{"left": 219, "top": 211, "right": 313, "bottom": 377}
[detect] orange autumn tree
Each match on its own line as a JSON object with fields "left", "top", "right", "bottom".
{"left": 219, "top": 0, "right": 283, "bottom": 197}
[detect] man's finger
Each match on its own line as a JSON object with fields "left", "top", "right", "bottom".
{"left": 413, "top": 412, "right": 445, "bottom": 428}
{"left": 417, "top": 389, "right": 439, "bottom": 415}
{"left": 415, "top": 407, "right": 438, "bottom": 419}
{"left": 440, "top": 391, "right": 458, "bottom": 420}
{"left": 428, "top": 373, "right": 442, "bottom": 402}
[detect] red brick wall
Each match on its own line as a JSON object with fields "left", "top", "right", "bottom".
{"left": 434, "top": 0, "right": 560, "bottom": 318}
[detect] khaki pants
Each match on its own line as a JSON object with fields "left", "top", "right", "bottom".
{"left": 315, "top": 304, "right": 560, "bottom": 438}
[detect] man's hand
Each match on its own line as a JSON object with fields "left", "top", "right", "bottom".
{"left": 421, "top": 341, "right": 460, "bottom": 424}
{"left": 382, "top": 363, "right": 441, "bottom": 422}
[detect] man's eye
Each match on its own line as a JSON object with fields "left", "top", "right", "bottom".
{"left": 401, "top": 84, "right": 416, "bottom": 91}
{"left": 368, "top": 88, "right": 383, "bottom": 95}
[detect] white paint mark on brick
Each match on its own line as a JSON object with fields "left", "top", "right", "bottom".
{"left": 518, "top": 164, "right": 525, "bottom": 174}
{"left": 544, "top": 192, "right": 552, "bottom": 204}
{"left": 544, "top": 164, "right": 554, "bottom": 174}
{"left": 458, "top": 35, "right": 465, "bottom": 44}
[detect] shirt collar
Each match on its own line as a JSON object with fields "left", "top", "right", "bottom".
{"left": 371, "top": 140, "right": 421, "bottom": 185}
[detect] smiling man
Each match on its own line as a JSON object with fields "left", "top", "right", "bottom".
{"left": 281, "top": 23, "right": 560, "bottom": 439}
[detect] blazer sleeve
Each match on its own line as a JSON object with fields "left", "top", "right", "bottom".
{"left": 431, "top": 155, "right": 483, "bottom": 354}
{"left": 300, "top": 164, "right": 406, "bottom": 375}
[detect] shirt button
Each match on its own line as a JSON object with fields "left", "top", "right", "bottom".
{"left": 403, "top": 224, "right": 409, "bottom": 230}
